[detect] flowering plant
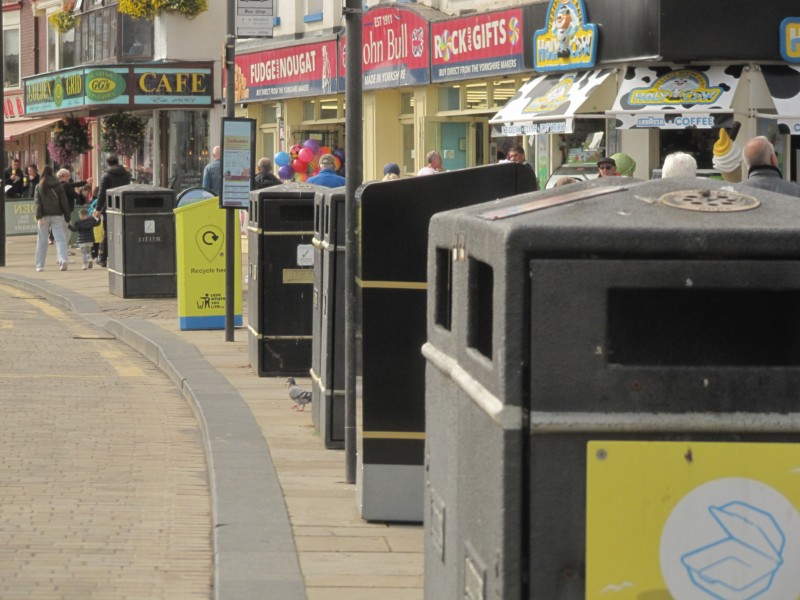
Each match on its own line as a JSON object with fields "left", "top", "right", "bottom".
{"left": 118, "top": 0, "right": 208, "bottom": 19}
{"left": 47, "top": 116, "right": 92, "bottom": 165}
{"left": 49, "top": 1, "right": 77, "bottom": 34}
{"left": 102, "top": 113, "right": 147, "bottom": 157}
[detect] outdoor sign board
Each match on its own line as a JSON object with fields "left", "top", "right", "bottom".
{"left": 4, "top": 199, "right": 36, "bottom": 236}
{"left": 533, "top": 0, "right": 598, "bottom": 72}
{"left": 220, "top": 117, "right": 255, "bottom": 210}
{"left": 236, "top": 0, "right": 274, "bottom": 38}
{"left": 341, "top": 5, "right": 430, "bottom": 90}
{"left": 23, "top": 63, "right": 213, "bottom": 115}
{"left": 234, "top": 39, "right": 337, "bottom": 102}
{"left": 431, "top": 8, "right": 524, "bottom": 82}
{"left": 780, "top": 17, "right": 800, "bottom": 63}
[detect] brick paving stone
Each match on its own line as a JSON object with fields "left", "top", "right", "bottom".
{"left": 0, "top": 284, "right": 212, "bottom": 599}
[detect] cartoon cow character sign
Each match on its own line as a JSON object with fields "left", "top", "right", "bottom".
{"left": 552, "top": 4, "right": 578, "bottom": 58}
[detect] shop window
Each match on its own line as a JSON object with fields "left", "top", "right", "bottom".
{"left": 303, "top": 100, "right": 316, "bottom": 121}
{"left": 465, "top": 82, "right": 487, "bottom": 111}
{"left": 120, "top": 12, "right": 153, "bottom": 60}
{"left": 166, "top": 110, "right": 210, "bottom": 192}
{"left": 491, "top": 79, "right": 517, "bottom": 108}
{"left": 262, "top": 104, "right": 278, "bottom": 124}
{"left": 402, "top": 122, "right": 414, "bottom": 175}
{"left": 319, "top": 98, "right": 338, "bottom": 120}
{"left": 439, "top": 85, "right": 461, "bottom": 111}
{"left": 47, "top": 9, "right": 78, "bottom": 71}
{"left": 3, "top": 28, "right": 19, "bottom": 88}
{"left": 305, "top": 0, "right": 322, "bottom": 22}
{"left": 400, "top": 92, "right": 414, "bottom": 115}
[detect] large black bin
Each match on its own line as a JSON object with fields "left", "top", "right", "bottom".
{"left": 424, "top": 177, "right": 800, "bottom": 599}
{"left": 106, "top": 183, "right": 176, "bottom": 298}
{"left": 310, "top": 187, "right": 346, "bottom": 448}
{"left": 248, "top": 182, "right": 321, "bottom": 377}
{"left": 356, "top": 162, "right": 537, "bottom": 522}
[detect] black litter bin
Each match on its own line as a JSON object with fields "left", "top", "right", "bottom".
{"left": 106, "top": 183, "right": 176, "bottom": 298}
{"left": 424, "top": 177, "right": 800, "bottom": 599}
{"left": 248, "top": 182, "right": 321, "bottom": 377}
{"left": 310, "top": 187, "right": 346, "bottom": 448}
{"left": 356, "top": 162, "right": 537, "bottom": 522}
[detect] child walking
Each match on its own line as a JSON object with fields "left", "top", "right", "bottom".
{"left": 68, "top": 208, "right": 102, "bottom": 269}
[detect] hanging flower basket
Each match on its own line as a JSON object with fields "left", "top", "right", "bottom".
{"left": 47, "top": 116, "right": 92, "bottom": 166}
{"left": 118, "top": 0, "right": 208, "bottom": 20}
{"left": 49, "top": 1, "right": 77, "bottom": 34}
{"left": 102, "top": 113, "right": 148, "bottom": 158}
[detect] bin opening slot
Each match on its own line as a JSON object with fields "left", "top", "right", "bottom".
{"left": 133, "top": 197, "right": 165, "bottom": 209}
{"left": 607, "top": 288, "right": 800, "bottom": 366}
{"left": 280, "top": 205, "right": 314, "bottom": 222}
{"left": 468, "top": 257, "right": 493, "bottom": 360}
{"left": 435, "top": 247, "right": 452, "bottom": 331}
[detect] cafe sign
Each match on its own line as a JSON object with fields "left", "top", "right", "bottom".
{"left": 23, "top": 63, "right": 213, "bottom": 115}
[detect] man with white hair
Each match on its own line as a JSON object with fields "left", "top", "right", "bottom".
{"left": 739, "top": 136, "right": 800, "bottom": 197}
{"left": 662, "top": 152, "right": 697, "bottom": 178}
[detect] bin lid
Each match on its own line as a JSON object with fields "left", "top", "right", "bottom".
{"left": 249, "top": 181, "right": 326, "bottom": 200}
{"left": 110, "top": 182, "right": 175, "bottom": 195}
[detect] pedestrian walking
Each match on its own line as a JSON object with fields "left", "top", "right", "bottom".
{"left": 96, "top": 156, "right": 131, "bottom": 267}
{"left": 68, "top": 208, "right": 102, "bottom": 269}
{"left": 34, "top": 165, "right": 71, "bottom": 272}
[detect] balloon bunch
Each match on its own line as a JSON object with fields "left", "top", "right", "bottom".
{"left": 274, "top": 139, "right": 346, "bottom": 182}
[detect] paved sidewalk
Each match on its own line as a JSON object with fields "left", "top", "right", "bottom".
{"left": 0, "top": 234, "right": 423, "bottom": 600}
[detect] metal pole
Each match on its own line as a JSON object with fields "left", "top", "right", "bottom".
{"left": 0, "top": 4, "right": 6, "bottom": 268}
{"left": 224, "top": 0, "right": 236, "bottom": 341}
{"left": 344, "top": 0, "right": 362, "bottom": 484}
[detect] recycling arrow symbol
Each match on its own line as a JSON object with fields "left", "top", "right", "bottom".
{"left": 196, "top": 225, "right": 224, "bottom": 262}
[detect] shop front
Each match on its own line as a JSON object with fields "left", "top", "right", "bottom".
{"left": 234, "top": 37, "right": 343, "bottom": 181}
{"left": 22, "top": 62, "right": 214, "bottom": 192}
{"left": 489, "top": 0, "right": 800, "bottom": 184}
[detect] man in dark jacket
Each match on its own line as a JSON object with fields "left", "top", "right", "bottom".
{"left": 4, "top": 157, "right": 24, "bottom": 198}
{"left": 96, "top": 155, "right": 131, "bottom": 267}
{"left": 739, "top": 136, "right": 800, "bottom": 197}
{"left": 254, "top": 157, "right": 281, "bottom": 189}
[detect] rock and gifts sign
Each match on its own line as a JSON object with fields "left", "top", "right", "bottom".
{"left": 430, "top": 8, "right": 524, "bottom": 82}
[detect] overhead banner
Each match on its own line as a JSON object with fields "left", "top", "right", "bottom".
{"left": 233, "top": 39, "right": 338, "bottom": 102}
{"left": 24, "top": 68, "right": 86, "bottom": 115}
{"left": 431, "top": 9, "right": 524, "bottom": 82}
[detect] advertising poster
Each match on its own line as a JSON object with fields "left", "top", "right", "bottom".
{"left": 220, "top": 118, "right": 255, "bottom": 210}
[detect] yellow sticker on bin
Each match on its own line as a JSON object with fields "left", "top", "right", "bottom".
{"left": 586, "top": 441, "right": 800, "bottom": 600}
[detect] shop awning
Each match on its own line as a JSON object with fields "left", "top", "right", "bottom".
{"left": 4, "top": 117, "right": 61, "bottom": 142}
{"left": 489, "top": 69, "right": 617, "bottom": 137}
{"left": 758, "top": 65, "right": 800, "bottom": 134}
{"left": 608, "top": 65, "right": 744, "bottom": 130}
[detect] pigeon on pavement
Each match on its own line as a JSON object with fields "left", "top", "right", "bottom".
{"left": 287, "top": 377, "right": 312, "bottom": 412}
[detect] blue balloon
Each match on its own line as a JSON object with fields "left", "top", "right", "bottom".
{"left": 274, "top": 151, "right": 291, "bottom": 167}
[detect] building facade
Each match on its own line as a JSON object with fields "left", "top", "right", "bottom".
{"left": 5, "top": 0, "right": 226, "bottom": 191}
{"left": 235, "top": 0, "right": 800, "bottom": 185}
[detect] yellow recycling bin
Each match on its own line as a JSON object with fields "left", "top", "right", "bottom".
{"left": 175, "top": 197, "right": 242, "bottom": 330}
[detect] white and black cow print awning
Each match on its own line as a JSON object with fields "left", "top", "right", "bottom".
{"left": 608, "top": 65, "right": 745, "bottom": 130}
{"left": 759, "top": 65, "right": 800, "bottom": 135}
{"left": 489, "top": 69, "right": 616, "bottom": 137}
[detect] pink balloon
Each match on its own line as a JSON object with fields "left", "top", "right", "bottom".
{"left": 298, "top": 147, "right": 315, "bottom": 163}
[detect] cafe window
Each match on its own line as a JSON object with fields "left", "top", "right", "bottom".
{"left": 47, "top": 21, "right": 77, "bottom": 71}
{"left": 72, "top": 3, "right": 149, "bottom": 64}
{"left": 4, "top": 28, "right": 19, "bottom": 88}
